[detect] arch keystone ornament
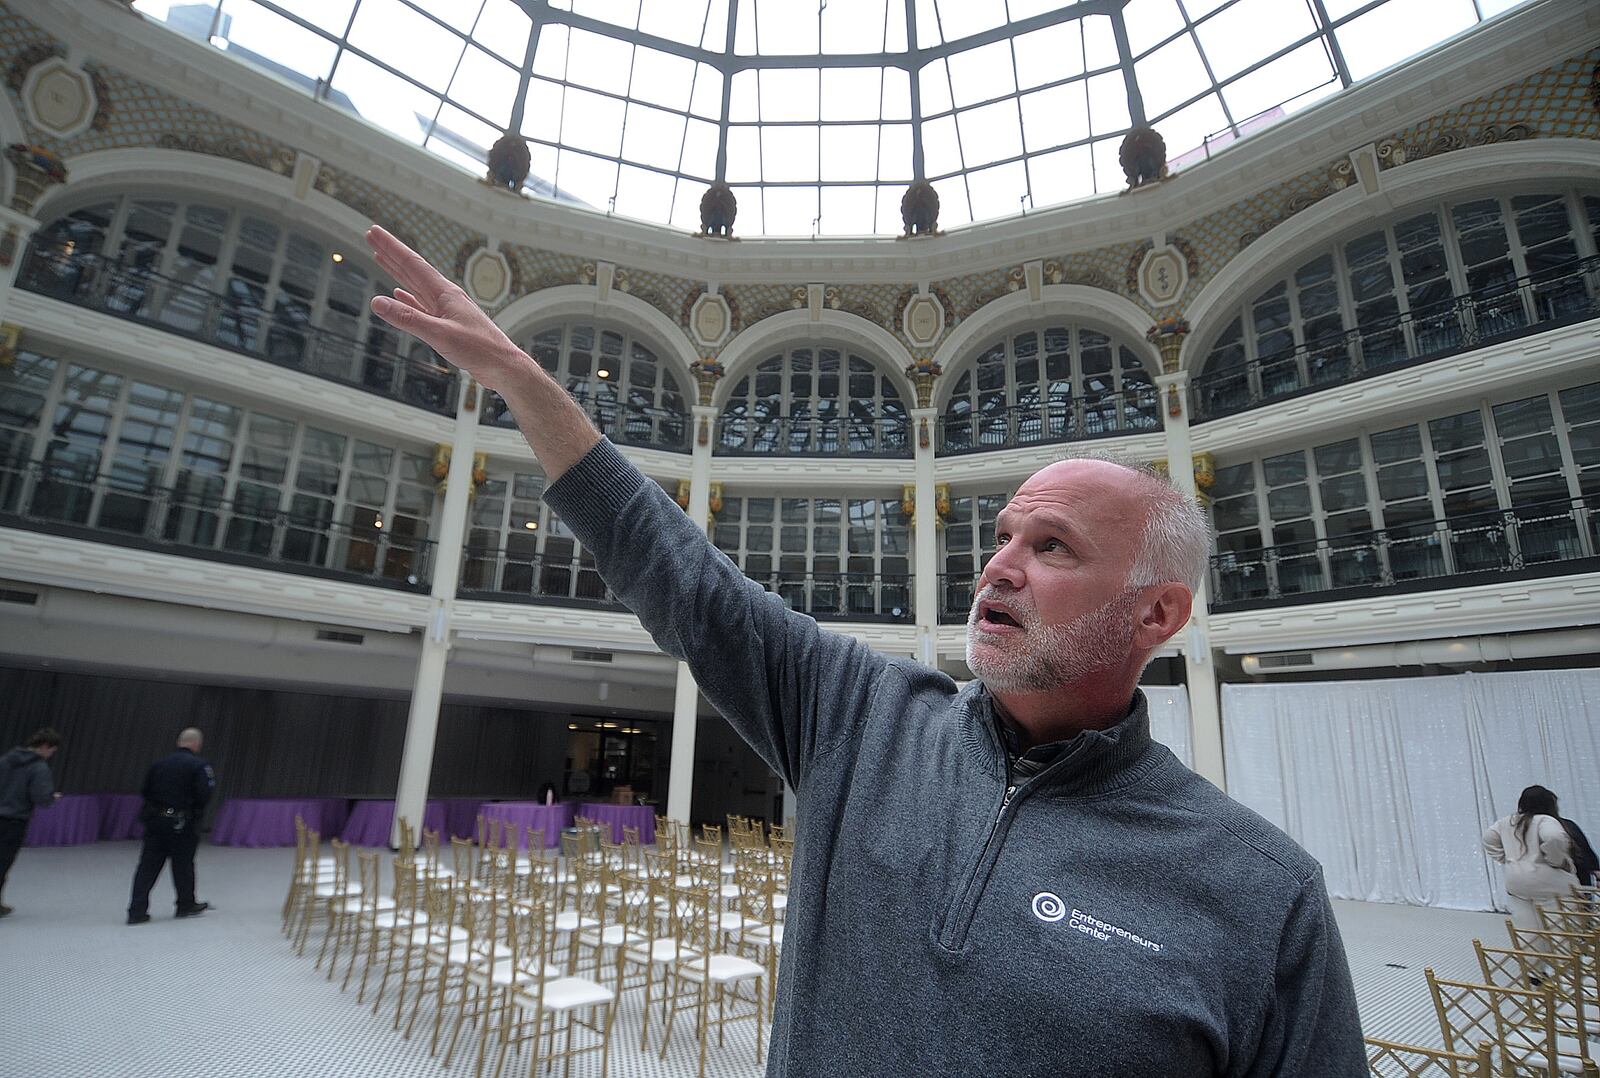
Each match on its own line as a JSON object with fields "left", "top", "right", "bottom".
{"left": 901, "top": 292, "right": 946, "bottom": 350}
{"left": 461, "top": 246, "right": 513, "bottom": 308}
{"left": 21, "top": 57, "right": 97, "bottom": 139}
{"left": 1136, "top": 244, "right": 1189, "bottom": 309}
{"left": 689, "top": 292, "right": 733, "bottom": 348}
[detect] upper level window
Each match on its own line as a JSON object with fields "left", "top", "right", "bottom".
{"left": 0, "top": 348, "right": 435, "bottom": 587}
{"left": 939, "top": 324, "right": 1158, "bottom": 454}
{"left": 21, "top": 194, "right": 454, "bottom": 414}
{"left": 485, "top": 324, "right": 689, "bottom": 452}
{"left": 1194, "top": 188, "right": 1600, "bottom": 421}
{"left": 716, "top": 346, "right": 910, "bottom": 458}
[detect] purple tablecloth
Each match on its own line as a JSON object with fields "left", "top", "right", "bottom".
{"left": 23, "top": 794, "right": 102, "bottom": 847}
{"left": 98, "top": 794, "right": 146, "bottom": 840}
{"left": 578, "top": 802, "right": 655, "bottom": 845}
{"left": 341, "top": 799, "right": 447, "bottom": 847}
{"left": 479, "top": 802, "right": 576, "bottom": 849}
{"left": 439, "top": 799, "right": 483, "bottom": 840}
{"left": 210, "top": 798, "right": 349, "bottom": 848}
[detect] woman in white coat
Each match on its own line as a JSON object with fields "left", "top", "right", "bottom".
{"left": 1482, "top": 784, "right": 1581, "bottom": 930}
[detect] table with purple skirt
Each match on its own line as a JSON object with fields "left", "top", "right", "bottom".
{"left": 339, "top": 798, "right": 484, "bottom": 846}
{"left": 478, "top": 801, "right": 576, "bottom": 849}
{"left": 209, "top": 797, "right": 350, "bottom": 848}
{"left": 98, "top": 793, "right": 147, "bottom": 840}
{"left": 22, "top": 794, "right": 102, "bottom": 847}
{"left": 577, "top": 802, "right": 655, "bottom": 845}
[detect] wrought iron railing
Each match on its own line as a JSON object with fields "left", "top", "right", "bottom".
{"left": 17, "top": 245, "right": 458, "bottom": 416}
{"left": 714, "top": 411, "right": 913, "bottom": 458}
{"left": 938, "top": 572, "right": 981, "bottom": 625}
{"left": 461, "top": 546, "right": 913, "bottom": 621}
{"left": 480, "top": 386, "right": 690, "bottom": 453}
{"left": 0, "top": 459, "right": 434, "bottom": 589}
{"left": 937, "top": 385, "right": 1162, "bottom": 455}
{"left": 1209, "top": 494, "right": 1600, "bottom": 611}
{"left": 1192, "top": 256, "right": 1600, "bottom": 422}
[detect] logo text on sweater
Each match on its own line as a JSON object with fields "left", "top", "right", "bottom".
{"left": 1032, "top": 894, "right": 1164, "bottom": 953}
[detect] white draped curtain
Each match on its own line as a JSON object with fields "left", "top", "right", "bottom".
{"left": 1223, "top": 670, "right": 1600, "bottom": 911}
{"left": 1146, "top": 684, "right": 1193, "bottom": 770}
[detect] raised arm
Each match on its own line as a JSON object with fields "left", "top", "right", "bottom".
{"left": 365, "top": 225, "right": 599, "bottom": 480}
{"left": 365, "top": 227, "right": 891, "bottom": 788}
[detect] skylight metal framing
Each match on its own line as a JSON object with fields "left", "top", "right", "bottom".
{"left": 145, "top": 0, "right": 1530, "bottom": 235}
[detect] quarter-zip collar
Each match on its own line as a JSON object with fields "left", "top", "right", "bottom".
{"left": 959, "top": 682, "right": 1163, "bottom": 799}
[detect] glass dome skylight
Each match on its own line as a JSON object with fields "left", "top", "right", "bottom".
{"left": 134, "top": 0, "right": 1534, "bottom": 237}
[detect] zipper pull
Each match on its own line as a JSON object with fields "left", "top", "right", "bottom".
{"left": 997, "top": 785, "right": 1016, "bottom": 823}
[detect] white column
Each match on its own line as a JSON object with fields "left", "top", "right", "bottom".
{"left": 391, "top": 371, "right": 480, "bottom": 847}
{"left": 1155, "top": 370, "right": 1225, "bottom": 789}
{"left": 0, "top": 206, "right": 42, "bottom": 323}
{"left": 664, "top": 403, "right": 717, "bottom": 821}
{"left": 912, "top": 407, "right": 938, "bottom": 666}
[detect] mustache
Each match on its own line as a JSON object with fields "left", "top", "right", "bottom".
{"left": 969, "top": 584, "right": 1038, "bottom": 629}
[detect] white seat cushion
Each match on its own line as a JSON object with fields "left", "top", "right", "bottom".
{"left": 553, "top": 911, "right": 598, "bottom": 933}
{"left": 678, "top": 953, "right": 764, "bottom": 984}
{"left": 518, "top": 976, "right": 613, "bottom": 1012}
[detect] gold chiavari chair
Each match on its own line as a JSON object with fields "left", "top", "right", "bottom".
{"left": 310, "top": 837, "right": 365, "bottom": 970}
{"left": 658, "top": 880, "right": 765, "bottom": 1078}
{"left": 451, "top": 834, "right": 479, "bottom": 886}
{"left": 1508, "top": 921, "right": 1600, "bottom": 1005}
{"left": 489, "top": 898, "right": 615, "bottom": 1078}
{"left": 1540, "top": 906, "right": 1600, "bottom": 938}
{"left": 282, "top": 816, "right": 335, "bottom": 938}
{"left": 1426, "top": 967, "right": 1598, "bottom": 1076}
{"left": 392, "top": 869, "right": 466, "bottom": 1034}
{"left": 423, "top": 881, "right": 501, "bottom": 1059}
{"left": 733, "top": 853, "right": 783, "bottom": 1019}
{"left": 613, "top": 868, "right": 677, "bottom": 1049}
{"left": 337, "top": 848, "right": 398, "bottom": 992}
{"left": 402, "top": 876, "right": 480, "bottom": 1046}
{"left": 477, "top": 815, "right": 504, "bottom": 879}
{"left": 1474, "top": 939, "right": 1592, "bottom": 1060}
{"left": 1365, "top": 1036, "right": 1495, "bottom": 1077}
{"left": 365, "top": 856, "right": 430, "bottom": 1011}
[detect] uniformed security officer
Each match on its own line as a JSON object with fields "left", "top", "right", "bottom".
{"left": 126, "top": 727, "right": 215, "bottom": 925}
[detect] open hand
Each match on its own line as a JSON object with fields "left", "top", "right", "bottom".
{"left": 366, "top": 225, "right": 523, "bottom": 392}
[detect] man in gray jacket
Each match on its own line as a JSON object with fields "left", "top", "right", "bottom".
{"left": 0, "top": 727, "right": 62, "bottom": 917}
{"left": 364, "top": 226, "right": 1366, "bottom": 1075}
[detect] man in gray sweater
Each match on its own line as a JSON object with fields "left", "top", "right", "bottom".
{"left": 365, "top": 226, "right": 1366, "bottom": 1075}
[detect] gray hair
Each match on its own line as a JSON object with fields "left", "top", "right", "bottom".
{"left": 1059, "top": 452, "right": 1212, "bottom": 593}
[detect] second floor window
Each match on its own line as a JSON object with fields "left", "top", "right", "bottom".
{"left": 940, "top": 325, "right": 1159, "bottom": 453}
{"left": 1196, "top": 188, "right": 1600, "bottom": 420}
{"left": 716, "top": 346, "right": 911, "bottom": 458}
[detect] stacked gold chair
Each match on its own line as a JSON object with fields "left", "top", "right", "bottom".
{"left": 1364, "top": 1036, "right": 1495, "bottom": 1077}
{"left": 733, "top": 852, "right": 784, "bottom": 1019}
{"left": 658, "top": 880, "right": 765, "bottom": 1078}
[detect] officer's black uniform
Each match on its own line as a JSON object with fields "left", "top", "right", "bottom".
{"left": 127, "top": 746, "right": 215, "bottom": 921}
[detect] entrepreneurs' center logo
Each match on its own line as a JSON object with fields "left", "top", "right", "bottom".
{"left": 1033, "top": 894, "right": 1165, "bottom": 953}
{"left": 1031, "top": 891, "right": 1066, "bottom": 922}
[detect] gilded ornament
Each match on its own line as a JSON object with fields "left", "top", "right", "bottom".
{"left": 690, "top": 357, "right": 726, "bottom": 406}
{"left": 1145, "top": 317, "right": 1190, "bottom": 375}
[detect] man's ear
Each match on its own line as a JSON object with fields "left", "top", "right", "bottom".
{"left": 1133, "top": 583, "right": 1193, "bottom": 650}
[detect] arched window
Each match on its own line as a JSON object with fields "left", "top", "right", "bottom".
{"left": 19, "top": 193, "right": 453, "bottom": 413}
{"left": 939, "top": 325, "right": 1159, "bottom": 453}
{"left": 716, "top": 346, "right": 910, "bottom": 457}
{"left": 1194, "top": 188, "right": 1600, "bottom": 420}
{"left": 712, "top": 492, "right": 911, "bottom": 620}
{"left": 485, "top": 324, "right": 689, "bottom": 452}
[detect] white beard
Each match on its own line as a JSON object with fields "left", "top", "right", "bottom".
{"left": 965, "top": 584, "right": 1139, "bottom": 694}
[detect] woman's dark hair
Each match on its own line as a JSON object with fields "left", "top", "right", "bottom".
{"left": 1515, "top": 784, "right": 1560, "bottom": 848}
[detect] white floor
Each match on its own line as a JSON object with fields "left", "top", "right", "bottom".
{"left": 0, "top": 842, "right": 1504, "bottom": 1076}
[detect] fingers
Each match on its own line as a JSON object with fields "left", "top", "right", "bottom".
{"left": 392, "top": 288, "right": 428, "bottom": 314}
{"left": 371, "top": 294, "right": 451, "bottom": 346}
{"left": 366, "top": 225, "right": 452, "bottom": 306}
